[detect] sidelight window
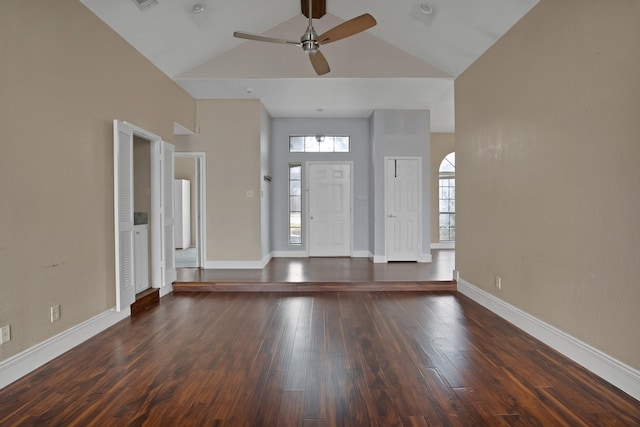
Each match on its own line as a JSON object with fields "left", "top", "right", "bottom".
{"left": 439, "top": 152, "right": 455, "bottom": 242}
{"left": 289, "top": 163, "right": 302, "bottom": 245}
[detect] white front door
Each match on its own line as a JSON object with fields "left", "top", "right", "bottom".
{"left": 308, "top": 163, "right": 352, "bottom": 257}
{"left": 113, "top": 120, "right": 136, "bottom": 311}
{"left": 386, "top": 158, "right": 421, "bottom": 261}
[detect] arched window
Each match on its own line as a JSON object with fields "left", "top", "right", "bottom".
{"left": 439, "top": 153, "right": 455, "bottom": 241}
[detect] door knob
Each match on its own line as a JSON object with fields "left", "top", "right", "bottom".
{"left": 388, "top": 214, "right": 397, "bottom": 218}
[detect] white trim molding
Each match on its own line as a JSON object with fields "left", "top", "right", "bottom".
{"left": 0, "top": 307, "right": 131, "bottom": 390}
{"left": 458, "top": 278, "right": 640, "bottom": 401}
{"left": 418, "top": 253, "right": 433, "bottom": 263}
{"left": 273, "top": 250, "right": 371, "bottom": 259}
{"left": 272, "top": 250, "right": 309, "bottom": 258}
{"left": 262, "top": 252, "right": 273, "bottom": 267}
{"left": 351, "top": 250, "right": 370, "bottom": 258}
{"left": 204, "top": 256, "right": 271, "bottom": 269}
{"left": 159, "top": 284, "right": 173, "bottom": 298}
{"left": 372, "top": 255, "right": 387, "bottom": 263}
{"left": 431, "top": 242, "right": 455, "bottom": 249}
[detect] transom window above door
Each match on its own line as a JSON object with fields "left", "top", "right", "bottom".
{"left": 289, "top": 136, "right": 350, "bottom": 153}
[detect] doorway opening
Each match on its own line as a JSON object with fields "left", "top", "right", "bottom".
{"left": 113, "top": 120, "right": 176, "bottom": 312}
{"left": 438, "top": 152, "right": 455, "bottom": 243}
{"left": 174, "top": 152, "right": 206, "bottom": 268}
{"left": 133, "top": 136, "right": 152, "bottom": 294}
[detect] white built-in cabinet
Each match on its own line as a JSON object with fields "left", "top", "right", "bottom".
{"left": 133, "top": 224, "right": 149, "bottom": 293}
{"left": 175, "top": 179, "right": 191, "bottom": 250}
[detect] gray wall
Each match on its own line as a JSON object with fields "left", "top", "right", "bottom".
{"left": 270, "top": 118, "right": 371, "bottom": 254}
{"left": 371, "top": 110, "right": 431, "bottom": 259}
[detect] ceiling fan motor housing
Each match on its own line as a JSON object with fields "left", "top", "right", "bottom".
{"left": 301, "top": 27, "right": 319, "bottom": 54}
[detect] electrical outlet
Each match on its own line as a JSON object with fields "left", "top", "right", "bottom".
{"left": 495, "top": 276, "right": 502, "bottom": 290}
{"left": 50, "top": 304, "right": 61, "bottom": 323}
{"left": 0, "top": 325, "right": 10, "bottom": 344}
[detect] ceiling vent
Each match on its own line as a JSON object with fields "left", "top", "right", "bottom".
{"left": 132, "top": 0, "right": 158, "bottom": 11}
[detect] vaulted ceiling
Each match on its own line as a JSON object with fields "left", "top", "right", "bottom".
{"left": 80, "top": 0, "right": 538, "bottom": 132}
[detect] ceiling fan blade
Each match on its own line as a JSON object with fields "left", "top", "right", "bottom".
{"left": 309, "top": 50, "right": 330, "bottom": 75}
{"left": 317, "top": 13, "right": 377, "bottom": 45}
{"left": 233, "top": 31, "right": 301, "bottom": 46}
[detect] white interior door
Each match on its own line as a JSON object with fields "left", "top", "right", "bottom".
{"left": 113, "top": 120, "right": 136, "bottom": 311}
{"left": 308, "top": 163, "right": 351, "bottom": 257}
{"left": 386, "top": 158, "right": 421, "bottom": 261}
{"left": 162, "top": 142, "right": 176, "bottom": 285}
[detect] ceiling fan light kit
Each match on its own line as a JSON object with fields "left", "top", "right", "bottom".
{"left": 233, "top": 0, "right": 376, "bottom": 76}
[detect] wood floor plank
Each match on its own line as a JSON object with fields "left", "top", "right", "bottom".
{"left": 1, "top": 292, "right": 638, "bottom": 426}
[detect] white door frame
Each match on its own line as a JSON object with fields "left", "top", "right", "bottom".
{"left": 305, "top": 161, "right": 354, "bottom": 257}
{"left": 114, "top": 120, "right": 172, "bottom": 311}
{"left": 384, "top": 156, "right": 422, "bottom": 262}
{"left": 174, "top": 152, "right": 207, "bottom": 267}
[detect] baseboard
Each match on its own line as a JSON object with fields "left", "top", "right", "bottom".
{"left": 159, "top": 284, "right": 173, "bottom": 298}
{"left": 272, "top": 250, "right": 309, "bottom": 258}
{"left": 262, "top": 252, "right": 272, "bottom": 267}
{"left": 431, "top": 242, "right": 455, "bottom": 249}
{"left": 351, "top": 250, "right": 370, "bottom": 258}
{"left": 0, "top": 307, "right": 131, "bottom": 390}
{"left": 418, "top": 253, "right": 433, "bottom": 263}
{"left": 273, "top": 251, "right": 370, "bottom": 259}
{"left": 372, "top": 254, "right": 431, "bottom": 263}
{"left": 457, "top": 278, "right": 640, "bottom": 401}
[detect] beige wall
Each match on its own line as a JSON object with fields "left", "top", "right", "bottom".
{"left": 430, "top": 133, "right": 455, "bottom": 243}
{"left": 455, "top": 0, "right": 640, "bottom": 369}
{"left": 175, "top": 100, "right": 263, "bottom": 261}
{"left": 0, "top": 0, "right": 195, "bottom": 361}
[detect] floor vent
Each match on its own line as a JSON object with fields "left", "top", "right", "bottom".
{"left": 133, "top": 0, "right": 158, "bottom": 11}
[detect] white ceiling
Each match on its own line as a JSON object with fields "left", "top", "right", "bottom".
{"left": 80, "top": 0, "right": 539, "bottom": 132}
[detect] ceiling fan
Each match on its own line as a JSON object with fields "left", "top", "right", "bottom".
{"left": 233, "top": 0, "right": 377, "bottom": 76}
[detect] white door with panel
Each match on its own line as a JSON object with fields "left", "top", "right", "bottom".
{"left": 308, "top": 163, "right": 352, "bottom": 257}
{"left": 114, "top": 121, "right": 136, "bottom": 311}
{"left": 386, "top": 158, "right": 421, "bottom": 261}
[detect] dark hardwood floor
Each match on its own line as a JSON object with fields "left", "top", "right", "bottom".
{"left": 1, "top": 291, "right": 638, "bottom": 426}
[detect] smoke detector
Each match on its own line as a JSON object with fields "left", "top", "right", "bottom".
{"left": 132, "top": 0, "right": 158, "bottom": 11}
{"left": 419, "top": 3, "right": 435, "bottom": 15}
